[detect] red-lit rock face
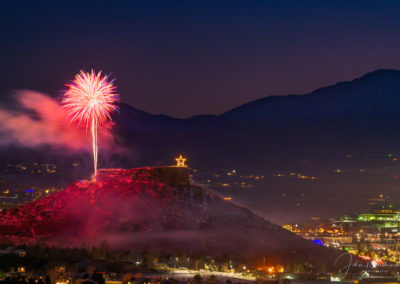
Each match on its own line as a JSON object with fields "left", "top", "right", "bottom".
{"left": 0, "top": 167, "right": 338, "bottom": 266}
{"left": 0, "top": 168, "right": 182, "bottom": 240}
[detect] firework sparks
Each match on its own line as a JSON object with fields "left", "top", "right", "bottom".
{"left": 62, "top": 70, "right": 119, "bottom": 176}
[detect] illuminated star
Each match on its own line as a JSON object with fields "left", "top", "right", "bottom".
{"left": 175, "top": 155, "right": 187, "bottom": 167}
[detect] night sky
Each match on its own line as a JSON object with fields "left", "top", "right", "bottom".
{"left": 2, "top": 1, "right": 400, "bottom": 118}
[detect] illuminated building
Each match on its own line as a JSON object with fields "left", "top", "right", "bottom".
{"left": 349, "top": 209, "right": 400, "bottom": 228}
{"left": 282, "top": 224, "right": 300, "bottom": 233}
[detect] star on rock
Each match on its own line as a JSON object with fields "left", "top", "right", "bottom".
{"left": 175, "top": 155, "right": 187, "bottom": 167}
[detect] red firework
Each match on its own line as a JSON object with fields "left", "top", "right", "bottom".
{"left": 62, "top": 70, "right": 119, "bottom": 175}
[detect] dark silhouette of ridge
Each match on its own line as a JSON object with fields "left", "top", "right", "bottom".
{"left": 108, "top": 69, "right": 400, "bottom": 169}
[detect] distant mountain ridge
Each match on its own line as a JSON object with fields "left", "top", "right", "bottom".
{"left": 222, "top": 69, "right": 400, "bottom": 120}
{"left": 1, "top": 69, "right": 400, "bottom": 171}
{"left": 119, "top": 69, "right": 400, "bottom": 121}
{"left": 111, "top": 69, "right": 400, "bottom": 169}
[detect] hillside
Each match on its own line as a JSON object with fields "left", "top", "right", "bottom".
{"left": 0, "top": 167, "right": 339, "bottom": 268}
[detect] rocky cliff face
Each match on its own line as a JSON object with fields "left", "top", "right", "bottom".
{"left": 0, "top": 167, "right": 339, "bottom": 267}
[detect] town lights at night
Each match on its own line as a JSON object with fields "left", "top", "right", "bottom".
{"left": 3, "top": 1, "right": 400, "bottom": 283}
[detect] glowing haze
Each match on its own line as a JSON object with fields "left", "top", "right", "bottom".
{"left": 62, "top": 70, "right": 119, "bottom": 176}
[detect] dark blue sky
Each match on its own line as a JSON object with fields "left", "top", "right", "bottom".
{"left": 1, "top": 1, "right": 400, "bottom": 117}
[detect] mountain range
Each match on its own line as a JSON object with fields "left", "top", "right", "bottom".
{"left": 114, "top": 69, "right": 400, "bottom": 170}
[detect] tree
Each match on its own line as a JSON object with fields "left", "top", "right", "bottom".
{"left": 207, "top": 275, "right": 218, "bottom": 284}
{"left": 92, "top": 272, "right": 105, "bottom": 284}
{"left": 193, "top": 274, "right": 202, "bottom": 284}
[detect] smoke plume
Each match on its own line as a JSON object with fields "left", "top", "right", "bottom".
{"left": 0, "top": 90, "right": 114, "bottom": 151}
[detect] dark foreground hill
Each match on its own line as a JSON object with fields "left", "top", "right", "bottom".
{"left": 0, "top": 167, "right": 339, "bottom": 269}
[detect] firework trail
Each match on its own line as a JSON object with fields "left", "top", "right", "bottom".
{"left": 62, "top": 70, "right": 119, "bottom": 176}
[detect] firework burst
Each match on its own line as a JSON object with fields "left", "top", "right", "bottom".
{"left": 62, "top": 70, "right": 119, "bottom": 176}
